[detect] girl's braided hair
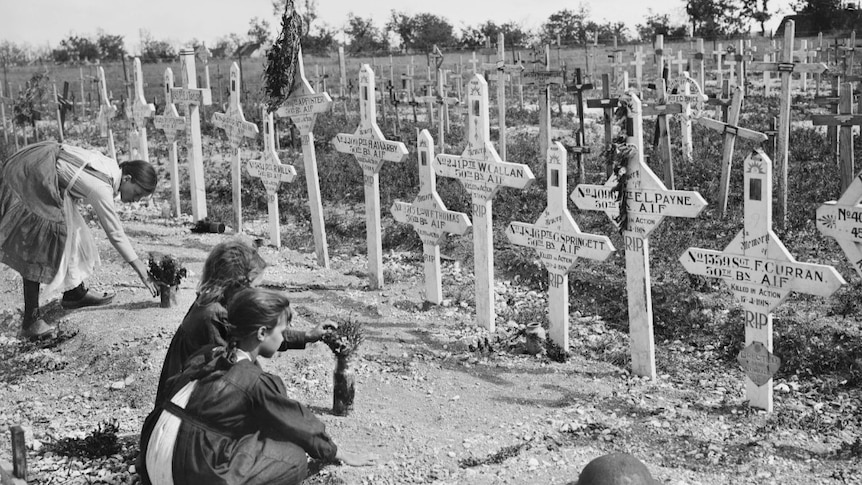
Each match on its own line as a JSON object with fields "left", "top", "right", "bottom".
{"left": 224, "top": 288, "right": 293, "bottom": 359}
{"left": 197, "top": 240, "right": 267, "bottom": 306}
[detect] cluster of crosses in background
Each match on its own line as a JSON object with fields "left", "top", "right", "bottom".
{"left": 2, "top": 20, "right": 862, "bottom": 414}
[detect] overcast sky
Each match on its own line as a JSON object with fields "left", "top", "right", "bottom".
{"left": 3, "top": 0, "right": 795, "bottom": 52}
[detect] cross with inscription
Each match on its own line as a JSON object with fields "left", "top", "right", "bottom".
{"left": 507, "top": 142, "right": 614, "bottom": 350}
{"left": 818, "top": 170, "right": 862, "bottom": 279}
{"left": 391, "top": 130, "right": 472, "bottom": 304}
{"left": 275, "top": 47, "right": 333, "bottom": 268}
{"left": 681, "top": 150, "right": 845, "bottom": 411}
{"left": 750, "top": 20, "right": 828, "bottom": 228}
{"left": 434, "top": 74, "right": 536, "bottom": 330}
{"left": 95, "top": 66, "right": 118, "bottom": 161}
{"left": 171, "top": 48, "right": 213, "bottom": 221}
{"left": 811, "top": 82, "right": 862, "bottom": 192}
{"left": 696, "top": 85, "right": 768, "bottom": 216}
{"left": 212, "top": 62, "right": 259, "bottom": 233}
{"left": 333, "top": 65, "right": 409, "bottom": 289}
{"left": 247, "top": 109, "right": 296, "bottom": 248}
{"left": 153, "top": 67, "right": 186, "bottom": 218}
{"left": 587, "top": 73, "right": 619, "bottom": 178}
{"left": 573, "top": 92, "right": 707, "bottom": 379}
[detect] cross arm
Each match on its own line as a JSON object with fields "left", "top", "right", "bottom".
{"left": 695, "top": 117, "right": 768, "bottom": 142}
{"left": 810, "top": 114, "right": 862, "bottom": 126}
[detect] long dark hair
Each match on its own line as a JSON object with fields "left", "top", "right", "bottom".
{"left": 197, "top": 240, "right": 268, "bottom": 306}
{"left": 119, "top": 160, "right": 158, "bottom": 193}
{"left": 225, "top": 288, "right": 292, "bottom": 356}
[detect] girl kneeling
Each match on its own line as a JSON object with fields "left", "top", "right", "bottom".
{"left": 139, "top": 288, "right": 374, "bottom": 484}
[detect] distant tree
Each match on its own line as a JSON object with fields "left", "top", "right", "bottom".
{"left": 686, "top": 0, "right": 746, "bottom": 37}
{"left": 139, "top": 30, "right": 175, "bottom": 63}
{"left": 411, "top": 13, "right": 455, "bottom": 51}
{"left": 386, "top": 11, "right": 416, "bottom": 51}
{"left": 2, "top": 41, "right": 31, "bottom": 66}
{"left": 303, "top": 24, "right": 337, "bottom": 54}
{"left": 745, "top": 0, "right": 773, "bottom": 35}
{"left": 500, "top": 22, "right": 532, "bottom": 47}
{"left": 97, "top": 32, "right": 125, "bottom": 61}
{"left": 792, "top": 0, "right": 842, "bottom": 32}
{"left": 458, "top": 25, "right": 485, "bottom": 49}
{"left": 54, "top": 35, "right": 99, "bottom": 63}
{"left": 636, "top": 10, "right": 688, "bottom": 40}
{"left": 344, "top": 13, "right": 388, "bottom": 53}
{"left": 248, "top": 17, "right": 272, "bottom": 46}
{"left": 540, "top": 8, "right": 589, "bottom": 44}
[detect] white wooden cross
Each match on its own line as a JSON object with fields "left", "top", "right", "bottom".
{"left": 750, "top": 20, "right": 828, "bottom": 228}
{"left": 435, "top": 74, "right": 536, "bottom": 330}
{"left": 666, "top": 72, "right": 708, "bottom": 163}
{"left": 693, "top": 38, "right": 706, "bottom": 90}
{"left": 480, "top": 33, "right": 524, "bottom": 160}
{"left": 171, "top": 48, "right": 213, "bottom": 222}
{"left": 212, "top": 62, "right": 259, "bottom": 233}
{"left": 95, "top": 66, "right": 118, "bottom": 161}
{"left": 247, "top": 109, "right": 296, "bottom": 248}
{"left": 507, "top": 142, "right": 615, "bottom": 350}
{"left": 642, "top": 77, "right": 684, "bottom": 188}
{"left": 654, "top": 35, "right": 665, "bottom": 83}
{"left": 153, "top": 67, "right": 186, "bottom": 218}
{"left": 818, "top": 170, "right": 862, "bottom": 279}
{"left": 523, "top": 64, "right": 564, "bottom": 158}
{"left": 630, "top": 47, "right": 646, "bottom": 89}
{"left": 573, "top": 91, "right": 707, "bottom": 378}
{"left": 333, "top": 65, "right": 409, "bottom": 289}
{"left": 670, "top": 50, "right": 687, "bottom": 78}
{"left": 681, "top": 150, "right": 845, "bottom": 411}
{"left": 128, "top": 57, "right": 155, "bottom": 162}
{"left": 695, "top": 85, "right": 768, "bottom": 216}
{"left": 711, "top": 43, "right": 726, "bottom": 90}
{"left": 275, "top": 47, "right": 333, "bottom": 268}
{"left": 391, "top": 130, "right": 472, "bottom": 303}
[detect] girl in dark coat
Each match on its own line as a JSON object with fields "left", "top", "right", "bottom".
{"left": 139, "top": 288, "right": 375, "bottom": 485}
{"left": 155, "top": 239, "right": 333, "bottom": 403}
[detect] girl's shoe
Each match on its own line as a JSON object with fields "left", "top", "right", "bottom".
{"left": 20, "top": 311, "right": 56, "bottom": 341}
{"left": 61, "top": 289, "right": 115, "bottom": 309}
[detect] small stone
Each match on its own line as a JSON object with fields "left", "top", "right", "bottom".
{"left": 528, "top": 457, "right": 539, "bottom": 469}
{"left": 447, "top": 451, "right": 456, "bottom": 458}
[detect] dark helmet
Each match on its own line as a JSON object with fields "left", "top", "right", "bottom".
{"left": 577, "top": 453, "right": 661, "bottom": 485}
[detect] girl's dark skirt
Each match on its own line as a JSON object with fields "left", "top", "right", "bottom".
{"left": 0, "top": 141, "right": 66, "bottom": 283}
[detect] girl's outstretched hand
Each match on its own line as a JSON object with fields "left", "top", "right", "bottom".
{"left": 335, "top": 449, "right": 377, "bottom": 467}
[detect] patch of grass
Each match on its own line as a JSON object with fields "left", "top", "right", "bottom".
{"left": 47, "top": 420, "right": 121, "bottom": 459}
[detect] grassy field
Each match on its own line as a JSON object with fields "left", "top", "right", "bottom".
{"left": 0, "top": 33, "right": 843, "bottom": 122}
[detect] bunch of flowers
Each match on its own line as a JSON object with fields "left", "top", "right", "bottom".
{"left": 321, "top": 316, "right": 364, "bottom": 358}
{"left": 147, "top": 253, "right": 188, "bottom": 287}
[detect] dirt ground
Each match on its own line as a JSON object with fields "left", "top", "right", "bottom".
{"left": 0, "top": 198, "right": 859, "bottom": 485}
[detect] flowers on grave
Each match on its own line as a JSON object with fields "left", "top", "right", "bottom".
{"left": 147, "top": 253, "right": 188, "bottom": 308}
{"left": 264, "top": 0, "right": 302, "bottom": 111}
{"left": 608, "top": 94, "right": 638, "bottom": 232}
{"left": 321, "top": 316, "right": 364, "bottom": 416}
{"left": 147, "top": 253, "right": 188, "bottom": 287}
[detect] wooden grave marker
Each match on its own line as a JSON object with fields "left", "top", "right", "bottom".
{"left": 642, "top": 76, "right": 684, "bottom": 189}
{"left": 630, "top": 46, "right": 646, "bottom": 89}
{"left": 817, "top": 170, "right": 862, "bottom": 279}
{"left": 713, "top": 43, "right": 725, "bottom": 89}
{"left": 681, "top": 150, "right": 845, "bottom": 411}
{"left": 171, "top": 48, "right": 213, "bottom": 221}
{"left": 275, "top": 47, "right": 333, "bottom": 268}
{"left": 153, "top": 67, "right": 186, "bottom": 218}
{"left": 573, "top": 92, "right": 707, "bottom": 378}
{"left": 567, "top": 68, "right": 593, "bottom": 184}
{"left": 696, "top": 85, "right": 768, "bottom": 216}
{"left": 750, "top": 20, "right": 828, "bottom": 228}
{"left": 415, "top": 69, "right": 460, "bottom": 153}
{"left": 653, "top": 35, "right": 665, "bottom": 82}
{"left": 666, "top": 72, "right": 708, "bottom": 163}
{"left": 524, "top": 56, "right": 564, "bottom": 158}
{"left": 693, "top": 38, "right": 706, "bottom": 90}
{"left": 434, "top": 74, "right": 536, "bottom": 330}
{"left": 391, "top": 130, "right": 472, "bottom": 303}
{"left": 811, "top": 83, "right": 861, "bottom": 192}
{"left": 333, "top": 65, "right": 409, "bottom": 288}
{"left": 587, "top": 73, "right": 620, "bottom": 178}
{"left": 481, "top": 33, "right": 524, "bottom": 160}
{"left": 212, "top": 62, "right": 259, "bottom": 233}
{"left": 128, "top": 57, "right": 155, "bottom": 161}
{"left": 247, "top": 109, "right": 296, "bottom": 248}
{"left": 95, "top": 66, "right": 118, "bottom": 160}
{"left": 507, "top": 142, "right": 614, "bottom": 349}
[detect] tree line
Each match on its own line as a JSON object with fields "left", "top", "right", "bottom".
{"left": 0, "top": 0, "right": 845, "bottom": 66}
